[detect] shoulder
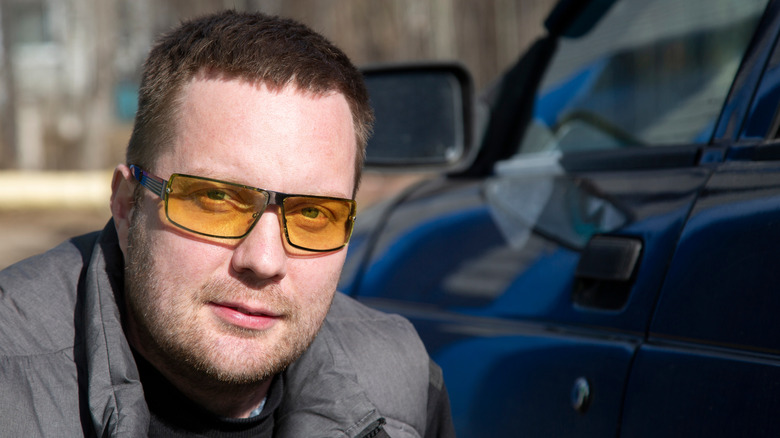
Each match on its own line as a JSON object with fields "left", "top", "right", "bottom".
{"left": 325, "top": 292, "right": 431, "bottom": 391}
{"left": 327, "top": 292, "right": 424, "bottom": 344}
{"left": 0, "top": 230, "right": 100, "bottom": 355}
{"left": 324, "top": 293, "right": 430, "bottom": 396}
{"left": 0, "top": 230, "right": 103, "bottom": 436}
{"left": 325, "top": 297, "right": 456, "bottom": 438}
{"left": 278, "top": 293, "right": 433, "bottom": 437}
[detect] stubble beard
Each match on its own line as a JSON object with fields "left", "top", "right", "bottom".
{"left": 123, "top": 209, "right": 332, "bottom": 388}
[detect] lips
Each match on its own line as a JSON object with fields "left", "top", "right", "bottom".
{"left": 207, "top": 301, "right": 281, "bottom": 331}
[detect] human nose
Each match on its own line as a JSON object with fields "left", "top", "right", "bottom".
{"left": 230, "top": 208, "right": 287, "bottom": 282}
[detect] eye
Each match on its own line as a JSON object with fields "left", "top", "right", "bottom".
{"left": 301, "top": 207, "right": 321, "bottom": 218}
{"left": 206, "top": 190, "right": 228, "bottom": 201}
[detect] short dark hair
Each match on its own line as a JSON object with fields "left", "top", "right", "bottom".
{"left": 126, "top": 10, "right": 373, "bottom": 194}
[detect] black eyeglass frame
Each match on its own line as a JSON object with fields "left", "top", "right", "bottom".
{"left": 129, "top": 165, "right": 357, "bottom": 252}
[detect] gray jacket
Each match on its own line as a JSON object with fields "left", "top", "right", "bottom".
{"left": 0, "top": 222, "right": 453, "bottom": 437}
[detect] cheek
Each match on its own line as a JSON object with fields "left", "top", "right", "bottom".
{"left": 287, "top": 254, "right": 345, "bottom": 302}
{"left": 150, "top": 231, "right": 232, "bottom": 284}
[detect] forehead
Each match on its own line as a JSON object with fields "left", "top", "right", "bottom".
{"left": 160, "top": 76, "right": 356, "bottom": 197}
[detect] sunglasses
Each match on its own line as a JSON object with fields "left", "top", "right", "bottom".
{"left": 130, "top": 165, "right": 356, "bottom": 252}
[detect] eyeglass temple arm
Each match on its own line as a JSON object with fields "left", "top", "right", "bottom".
{"left": 130, "top": 165, "right": 167, "bottom": 198}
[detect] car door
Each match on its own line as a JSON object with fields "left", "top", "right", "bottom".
{"left": 620, "top": 2, "right": 780, "bottom": 436}
{"left": 341, "top": 0, "right": 770, "bottom": 436}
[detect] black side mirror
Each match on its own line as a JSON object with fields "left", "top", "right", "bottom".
{"left": 362, "top": 63, "right": 474, "bottom": 171}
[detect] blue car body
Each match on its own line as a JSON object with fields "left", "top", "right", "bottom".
{"left": 341, "top": 0, "right": 780, "bottom": 435}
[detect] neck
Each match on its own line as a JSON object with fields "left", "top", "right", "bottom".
{"left": 128, "top": 334, "right": 272, "bottom": 418}
{"left": 161, "top": 366, "right": 272, "bottom": 418}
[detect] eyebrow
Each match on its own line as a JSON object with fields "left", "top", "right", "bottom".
{"left": 181, "top": 167, "right": 228, "bottom": 180}
{"left": 172, "top": 168, "right": 354, "bottom": 200}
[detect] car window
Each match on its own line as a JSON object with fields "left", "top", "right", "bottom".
{"left": 516, "top": 0, "right": 769, "bottom": 156}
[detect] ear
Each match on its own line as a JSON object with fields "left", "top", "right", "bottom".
{"left": 110, "top": 164, "right": 135, "bottom": 257}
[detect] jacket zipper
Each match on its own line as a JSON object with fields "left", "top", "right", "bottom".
{"left": 356, "top": 418, "right": 387, "bottom": 438}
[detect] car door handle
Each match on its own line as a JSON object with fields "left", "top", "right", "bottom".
{"left": 576, "top": 235, "right": 643, "bottom": 282}
{"left": 573, "top": 235, "right": 643, "bottom": 310}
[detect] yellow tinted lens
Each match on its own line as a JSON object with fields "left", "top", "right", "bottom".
{"left": 166, "top": 175, "right": 267, "bottom": 238}
{"left": 283, "top": 196, "right": 355, "bottom": 250}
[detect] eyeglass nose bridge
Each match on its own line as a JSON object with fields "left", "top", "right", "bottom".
{"left": 247, "top": 189, "right": 285, "bottom": 227}
{"left": 243, "top": 189, "right": 298, "bottom": 246}
{"left": 264, "top": 190, "right": 284, "bottom": 208}
{"left": 259, "top": 189, "right": 292, "bottom": 217}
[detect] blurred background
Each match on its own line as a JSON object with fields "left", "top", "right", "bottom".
{"left": 0, "top": 0, "right": 556, "bottom": 268}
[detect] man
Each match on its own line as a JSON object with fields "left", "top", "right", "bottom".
{"left": 0, "top": 10, "right": 453, "bottom": 437}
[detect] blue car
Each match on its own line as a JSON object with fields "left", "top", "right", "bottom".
{"left": 341, "top": 0, "right": 780, "bottom": 436}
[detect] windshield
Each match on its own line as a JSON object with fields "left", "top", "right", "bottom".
{"left": 516, "top": 0, "right": 769, "bottom": 156}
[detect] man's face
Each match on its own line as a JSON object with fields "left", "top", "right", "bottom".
{"left": 122, "top": 75, "right": 356, "bottom": 385}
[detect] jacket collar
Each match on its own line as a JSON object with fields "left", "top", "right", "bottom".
{"left": 82, "top": 220, "right": 149, "bottom": 435}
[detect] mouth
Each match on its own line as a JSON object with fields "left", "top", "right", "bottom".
{"left": 207, "top": 301, "right": 282, "bottom": 331}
